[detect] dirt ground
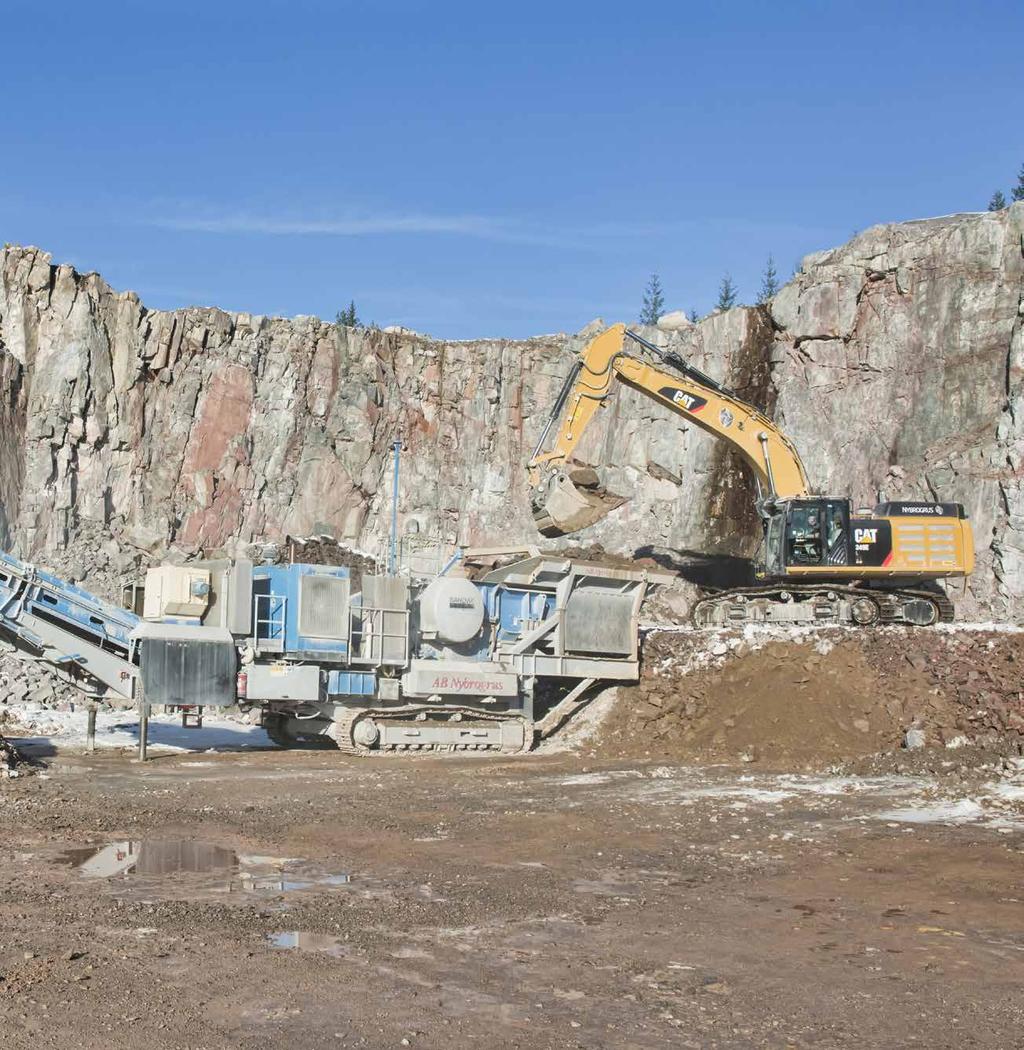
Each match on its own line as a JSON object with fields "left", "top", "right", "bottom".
{"left": 2, "top": 738, "right": 1023, "bottom": 1049}
{"left": 2, "top": 627, "right": 1023, "bottom": 1048}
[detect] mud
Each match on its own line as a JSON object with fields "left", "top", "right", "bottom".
{"left": 2, "top": 738, "right": 1024, "bottom": 1048}
{"left": 2, "top": 626, "right": 1024, "bottom": 1047}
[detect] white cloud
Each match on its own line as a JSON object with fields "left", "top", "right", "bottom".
{"left": 147, "top": 207, "right": 835, "bottom": 251}
{"left": 148, "top": 210, "right": 571, "bottom": 248}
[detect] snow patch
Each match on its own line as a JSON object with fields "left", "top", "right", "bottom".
{"left": 876, "top": 799, "right": 987, "bottom": 825}
{"left": 6, "top": 703, "right": 274, "bottom": 754}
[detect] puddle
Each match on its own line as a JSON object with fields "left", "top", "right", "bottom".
{"left": 268, "top": 931, "right": 347, "bottom": 957}
{"left": 56, "top": 838, "right": 352, "bottom": 896}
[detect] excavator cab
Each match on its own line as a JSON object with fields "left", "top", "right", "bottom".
{"left": 763, "top": 498, "right": 853, "bottom": 576}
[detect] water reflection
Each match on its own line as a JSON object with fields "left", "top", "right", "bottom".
{"left": 58, "top": 839, "right": 350, "bottom": 894}
{"left": 268, "top": 931, "right": 348, "bottom": 957}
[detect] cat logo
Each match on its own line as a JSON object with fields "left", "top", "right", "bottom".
{"left": 854, "top": 527, "right": 878, "bottom": 545}
{"left": 658, "top": 386, "right": 707, "bottom": 413}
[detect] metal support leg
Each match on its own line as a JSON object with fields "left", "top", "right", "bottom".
{"left": 137, "top": 700, "right": 149, "bottom": 762}
{"left": 86, "top": 705, "right": 97, "bottom": 753}
{"left": 523, "top": 677, "right": 536, "bottom": 722}
{"left": 536, "top": 678, "right": 598, "bottom": 739}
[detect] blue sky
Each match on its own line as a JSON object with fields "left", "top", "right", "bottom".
{"left": 2, "top": 0, "right": 1021, "bottom": 338}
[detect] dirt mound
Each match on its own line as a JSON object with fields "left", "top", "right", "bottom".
{"left": 287, "top": 537, "right": 378, "bottom": 575}
{"left": 555, "top": 543, "right": 664, "bottom": 573}
{"left": 245, "top": 537, "right": 379, "bottom": 575}
{"left": 592, "top": 628, "right": 1024, "bottom": 769}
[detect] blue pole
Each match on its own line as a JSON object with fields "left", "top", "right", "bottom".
{"left": 389, "top": 438, "right": 401, "bottom": 576}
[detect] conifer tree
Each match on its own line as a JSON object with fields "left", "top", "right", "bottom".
{"left": 639, "top": 274, "right": 665, "bottom": 325}
{"left": 1012, "top": 163, "right": 1024, "bottom": 203}
{"left": 716, "top": 273, "right": 737, "bottom": 311}
{"left": 335, "top": 300, "right": 359, "bottom": 328}
{"left": 757, "top": 254, "right": 779, "bottom": 303}
{"left": 989, "top": 190, "right": 1007, "bottom": 211}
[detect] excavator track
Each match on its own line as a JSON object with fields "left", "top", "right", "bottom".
{"left": 327, "top": 705, "right": 532, "bottom": 756}
{"left": 692, "top": 583, "right": 954, "bottom": 628}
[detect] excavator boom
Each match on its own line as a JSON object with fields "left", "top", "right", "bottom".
{"left": 528, "top": 323, "right": 811, "bottom": 536}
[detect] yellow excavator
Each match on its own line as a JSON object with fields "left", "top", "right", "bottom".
{"left": 527, "top": 323, "right": 974, "bottom": 627}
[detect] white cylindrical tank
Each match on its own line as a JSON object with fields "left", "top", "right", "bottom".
{"left": 418, "top": 577, "right": 485, "bottom": 643}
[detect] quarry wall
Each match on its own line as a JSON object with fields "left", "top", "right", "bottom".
{"left": 1, "top": 204, "right": 1021, "bottom": 618}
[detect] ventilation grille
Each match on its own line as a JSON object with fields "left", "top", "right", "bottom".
{"left": 563, "top": 589, "right": 634, "bottom": 656}
{"left": 298, "top": 575, "right": 350, "bottom": 640}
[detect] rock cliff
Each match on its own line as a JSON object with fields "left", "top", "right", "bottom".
{"left": 1, "top": 204, "right": 1022, "bottom": 618}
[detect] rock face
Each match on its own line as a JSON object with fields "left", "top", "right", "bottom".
{"left": 1, "top": 204, "right": 1022, "bottom": 618}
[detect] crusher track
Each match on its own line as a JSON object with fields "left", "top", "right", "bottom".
{"left": 327, "top": 705, "right": 533, "bottom": 755}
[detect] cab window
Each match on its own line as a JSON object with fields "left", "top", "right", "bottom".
{"left": 826, "top": 510, "right": 844, "bottom": 548}
{"left": 764, "top": 512, "right": 785, "bottom": 575}
{"left": 786, "top": 504, "right": 822, "bottom": 565}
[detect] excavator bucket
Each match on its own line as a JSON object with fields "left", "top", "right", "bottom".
{"left": 531, "top": 467, "right": 628, "bottom": 538}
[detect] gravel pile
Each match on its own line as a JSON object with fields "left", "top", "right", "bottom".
{"left": 594, "top": 626, "right": 1024, "bottom": 768}
{"left": 281, "top": 536, "right": 379, "bottom": 575}
{"left": 867, "top": 628, "right": 1024, "bottom": 744}
{"left": 0, "top": 641, "right": 83, "bottom": 712}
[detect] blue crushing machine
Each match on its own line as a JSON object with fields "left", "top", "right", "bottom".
{"left": 0, "top": 546, "right": 669, "bottom": 754}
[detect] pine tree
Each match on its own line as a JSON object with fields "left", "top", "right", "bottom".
{"left": 1012, "top": 163, "right": 1024, "bottom": 203}
{"left": 639, "top": 274, "right": 665, "bottom": 325}
{"left": 716, "top": 273, "right": 737, "bottom": 311}
{"left": 757, "top": 254, "right": 779, "bottom": 303}
{"left": 688, "top": 307, "right": 699, "bottom": 323}
{"left": 989, "top": 190, "right": 1008, "bottom": 211}
{"left": 335, "top": 300, "right": 359, "bottom": 328}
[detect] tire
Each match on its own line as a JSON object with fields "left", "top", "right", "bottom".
{"left": 262, "top": 712, "right": 336, "bottom": 749}
{"left": 262, "top": 713, "right": 296, "bottom": 748}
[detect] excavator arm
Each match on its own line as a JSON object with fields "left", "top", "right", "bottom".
{"left": 528, "top": 323, "right": 812, "bottom": 537}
